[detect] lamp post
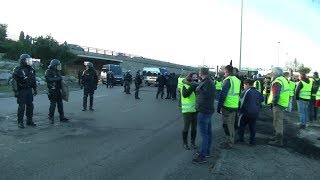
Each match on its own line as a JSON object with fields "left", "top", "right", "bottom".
{"left": 239, "top": 0, "right": 244, "bottom": 71}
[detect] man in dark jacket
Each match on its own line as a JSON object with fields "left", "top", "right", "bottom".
{"left": 171, "top": 73, "right": 178, "bottom": 100}
{"left": 12, "top": 54, "right": 37, "bottom": 128}
{"left": 192, "top": 68, "right": 215, "bottom": 164}
{"left": 165, "top": 73, "right": 172, "bottom": 99}
{"left": 45, "top": 59, "right": 69, "bottom": 124}
{"left": 124, "top": 70, "right": 132, "bottom": 94}
{"left": 156, "top": 73, "right": 166, "bottom": 99}
{"left": 81, "top": 62, "right": 98, "bottom": 111}
{"left": 237, "top": 79, "right": 264, "bottom": 145}
{"left": 134, "top": 70, "right": 143, "bottom": 99}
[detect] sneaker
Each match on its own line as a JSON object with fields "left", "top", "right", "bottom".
{"left": 219, "top": 142, "right": 233, "bottom": 149}
{"left": 26, "top": 121, "right": 36, "bottom": 127}
{"left": 135, "top": 97, "right": 140, "bottom": 99}
{"left": 249, "top": 142, "right": 256, "bottom": 146}
{"left": 299, "top": 125, "right": 306, "bottom": 129}
{"left": 60, "top": 117, "right": 69, "bottom": 122}
{"left": 192, "top": 155, "right": 207, "bottom": 164}
{"left": 82, "top": 108, "right": 87, "bottom": 111}
{"left": 18, "top": 123, "right": 25, "bottom": 129}
{"left": 89, "top": 108, "right": 94, "bottom": 111}
{"left": 236, "top": 139, "right": 245, "bottom": 144}
{"left": 196, "top": 152, "right": 212, "bottom": 158}
{"left": 183, "top": 143, "right": 190, "bottom": 150}
{"left": 191, "top": 143, "right": 198, "bottom": 150}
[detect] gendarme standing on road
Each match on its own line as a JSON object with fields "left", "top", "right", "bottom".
{"left": 11, "top": 54, "right": 37, "bottom": 128}
{"left": 81, "top": 61, "right": 98, "bottom": 111}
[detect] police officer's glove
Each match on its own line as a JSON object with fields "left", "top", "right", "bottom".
{"left": 94, "top": 86, "right": 97, "bottom": 90}
{"left": 33, "top": 89, "right": 37, "bottom": 96}
{"left": 14, "top": 91, "right": 19, "bottom": 98}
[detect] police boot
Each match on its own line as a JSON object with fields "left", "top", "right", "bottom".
{"left": 268, "top": 133, "right": 283, "bottom": 147}
{"left": 182, "top": 131, "right": 190, "bottom": 150}
{"left": 89, "top": 96, "right": 94, "bottom": 111}
{"left": 18, "top": 122, "right": 25, "bottom": 129}
{"left": 26, "top": 118, "right": 36, "bottom": 127}
{"left": 268, "top": 132, "right": 277, "bottom": 141}
{"left": 191, "top": 130, "right": 197, "bottom": 149}
{"left": 49, "top": 116, "right": 54, "bottom": 124}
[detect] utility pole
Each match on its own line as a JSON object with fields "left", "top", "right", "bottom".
{"left": 239, "top": 0, "right": 244, "bottom": 71}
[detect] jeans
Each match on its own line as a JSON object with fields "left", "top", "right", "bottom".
{"left": 297, "top": 100, "right": 309, "bottom": 126}
{"left": 285, "top": 97, "right": 293, "bottom": 112}
{"left": 198, "top": 112, "right": 213, "bottom": 158}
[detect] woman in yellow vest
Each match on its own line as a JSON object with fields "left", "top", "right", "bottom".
{"left": 295, "top": 72, "right": 312, "bottom": 129}
{"left": 181, "top": 73, "right": 199, "bottom": 150}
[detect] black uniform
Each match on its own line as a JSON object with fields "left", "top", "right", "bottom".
{"left": 156, "top": 74, "right": 166, "bottom": 99}
{"left": 124, "top": 72, "right": 132, "bottom": 94}
{"left": 81, "top": 67, "right": 98, "bottom": 110}
{"left": 134, "top": 72, "right": 143, "bottom": 99}
{"left": 165, "top": 74, "right": 172, "bottom": 99}
{"left": 106, "top": 72, "right": 114, "bottom": 88}
{"left": 171, "top": 73, "right": 178, "bottom": 99}
{"left": 45, "top": 67, "right": 67, "bottom": 122}
{"left": 12, "top": 64, "right": 37, "bottom": 126}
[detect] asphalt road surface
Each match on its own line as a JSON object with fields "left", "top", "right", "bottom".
{"left": 0, "top": 85, "right": 320, "bottom": 180}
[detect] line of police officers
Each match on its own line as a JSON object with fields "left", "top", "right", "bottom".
{"left": 12, "top": 54, "right": 101, "bottom": 128}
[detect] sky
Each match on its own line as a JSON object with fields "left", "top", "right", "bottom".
{"left": 1, "top": 0, "right": 320, "bottom": 71}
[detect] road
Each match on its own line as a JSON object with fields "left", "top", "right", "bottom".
{"left": 0, "top": 85, "right": 320, "bottom": 180}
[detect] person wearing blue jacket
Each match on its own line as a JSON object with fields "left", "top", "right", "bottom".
{"left": 237, "top": 79, "right": 264, "bottom": 146}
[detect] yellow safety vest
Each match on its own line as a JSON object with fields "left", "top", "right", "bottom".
{"left": 288, "top": 81, "right": 296, "bottom": 97}
{"left": 178, "top": 77, "right": 185, "bottom": 90}
{"left": 254, "top": 80, "right": 261, "bottom": 93}
{"left": 299, "top": 81, "right": 312, "bottom": 100}
{"left": 215, "top": 80, "right": 222, "bottom": 90}
{"left": 223, "top": 76, "right": 241, "bottom": 108}
{"left": 314, "top": 78, "right": 320, "bottom": 100}
{"left": 181, "top": 84, "right": 196, "bottom": 113}
{"left": 267, "top": 76, "right": 290, "bottom": 107}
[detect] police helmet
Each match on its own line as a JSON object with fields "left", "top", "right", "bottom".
{"left": 49, "top": 59, "right": 62, "bottom": 70}
{"left": 84, "top": 61, "right": 93, "bottom": 68}
{"left": 19, "top": 54, "right": 32, "bottom": 65}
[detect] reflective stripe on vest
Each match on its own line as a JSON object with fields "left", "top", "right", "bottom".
{"left": 181, "top": 84, "right": 196, "bottom": 113}
{"left": 288, "top": 81, "right": 296, "bottom": 97}
{"left": 178, "top": 77, "right": 185, "bottom": 90}
{"left": 223, "top": 76, "right": 241, "bottom": 108}
{"left": 299, "top": 81, "right": 312, "bottom": 100}
{"left": 267, "top": 76, "right": 290, "bottom": 107}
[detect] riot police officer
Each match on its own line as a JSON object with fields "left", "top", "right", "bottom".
{"left": 134, "top": 70, "right": 143, "bottom": 99}
{"left": 81, "top": 61, "right": 98, "bottom": 111}
{"left": 12, "top": 54, "right": 37, "bottom": 128}
{"left": 124, "top": 70, "right": 132, "bottom": 94}
{"left": 45, "top": 59, "right": 69, "bottom": 124}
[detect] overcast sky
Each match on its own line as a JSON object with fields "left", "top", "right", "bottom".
{"left": 1, "top": 0, "right": 320, "bottom": 71}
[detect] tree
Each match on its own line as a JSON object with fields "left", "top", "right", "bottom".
{"left": 298, "top": 67, "right": 311, "bottom": 74}
{"left": 0, "top": 23, "right": 7, "bottom": 41}
{"left": 19, "top": 31, "right": 25, "bottom": 42}
{"left": 285, "top": 58, "right": 304, "bottom": 72}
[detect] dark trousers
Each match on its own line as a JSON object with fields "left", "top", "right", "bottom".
{"left": 156, "top": 86, "right": 164, "bottom": 99}
{"left": 48, "top": 89, "right": 64, "bottom": 119}
{"left": 309, "top": 99, "right": 317, "bottom": 121}
{"left": 106, "top": 79, "right": 113, "bottom": 88}
{"left": 238, "top": 115, "right": 257, "bottom": 144}
{"left": 17, "top": 88, "right": 34, "bottom": 123}
{"left": 166, "top": 85, "right": 171, "bottom": 98}
{"left": 83, "top": 88, "right": 94, "bottom": 109}
{"left": 182, "top": 112, "right": 197, "bottom": 144}
{"left": 125, "top": 81, "right": 131, "bottom": 94}
{"left": 215, "top": 90, "right": 221, "bottom": 100}
{"left": 171, "top": 86, "right": 177, "bottom": 99}
{"left": 135, "top": 83, "right": 140, "bottom": 98}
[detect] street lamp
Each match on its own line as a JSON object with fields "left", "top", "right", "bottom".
{"left": 239, "top": 0, "right": 244, "bottom": 71}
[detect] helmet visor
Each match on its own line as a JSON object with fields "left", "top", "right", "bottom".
{"left": 26, "top": 58, "right": 33, "bottom": 66}
{"left": 57, "top": 64, "right": 62, "bottom": 71}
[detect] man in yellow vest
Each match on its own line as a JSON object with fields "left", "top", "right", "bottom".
{"left": 263, "top": 76, "right": 272, "bottom": 105}
{"left": 180, "top": 73, "right": 199, "bottom": 150}
{"left": 177, "top": 73, "right": 186, "bottom": 107}
{"left": 284, "top": 72, "right": 296, "bottom": 112}
{"left": 253, "top": 75, "right": 262, "bottom": 93}
{"left": 295, "top": 72, "right": 312, "bottom": 129}
{"left": 267, "top": 67, "right": 290, "bottom": 147}
{"left": 217, "top": 65, "right": 241, "bottom": 149}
